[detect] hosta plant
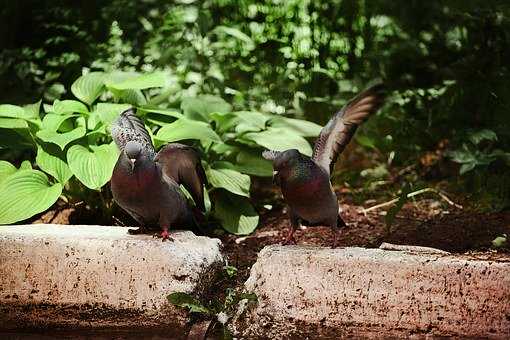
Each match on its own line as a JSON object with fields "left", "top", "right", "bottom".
{"left": 0, "top": 71, "right": 321, "bottom": 234}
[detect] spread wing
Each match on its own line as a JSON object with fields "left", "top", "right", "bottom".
{"left": 155, "top": 143, "right": 207, "bottom": 211}
{"left": 312, "top": 83, "right": 385, "bottom": 176}
{"left": 110, "top": 108, "right": 155, "bottom": 158}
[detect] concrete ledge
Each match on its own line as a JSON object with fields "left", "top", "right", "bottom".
{"left": 0, "top": 224, "right": 224, "bottom": 331}
{"left": 234, "top": 245, "right": 510, "bottom": 338}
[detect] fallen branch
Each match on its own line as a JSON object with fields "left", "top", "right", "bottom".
{"left": 362, "top": 187, "right": 462, "bottom": 214}
{"left": 379, "top": 242, "right": 450, "bottom": 254}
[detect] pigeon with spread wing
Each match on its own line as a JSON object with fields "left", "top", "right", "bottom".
{"left": 110, "top": 108, "right": 206, "bottom": 240}
{"left": 263, "top": 84, "right": 385, "bottom": 246}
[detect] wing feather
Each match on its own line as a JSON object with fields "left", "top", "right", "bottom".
{"left": 312, "top": 83, "right": 385, "bottom": 175}
{"left": 155, "top": 143, "right": 207, "bottom": 211}
{"left": 111, "top": 108, "right": 155, "bottom": 157}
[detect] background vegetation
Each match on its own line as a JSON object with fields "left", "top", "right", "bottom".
{"left": 0, "top": 0, "right": 509, "bottom": 233}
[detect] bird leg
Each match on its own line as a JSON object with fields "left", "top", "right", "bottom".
{"left": 283, "top": 210, "right": 300, "bottom": 245}
{"left": 159, "top": 226, "right": 174, "bottom": 242}
{"left": 332, "top": 215, "right": 347, "bottom": 248}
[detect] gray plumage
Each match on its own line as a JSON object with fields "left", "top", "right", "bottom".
{"left": 110, "top": 108, "right": 206, "bottom": 239}
{"left": 262, "top": 83, "right": 385, "bottom": 246}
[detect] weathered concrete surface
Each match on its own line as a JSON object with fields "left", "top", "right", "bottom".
{"left": 234, "top": 245, "right": 510, "bottom": 339}
{"left": 0, "top": 224, "right": 224, "bottom": 332}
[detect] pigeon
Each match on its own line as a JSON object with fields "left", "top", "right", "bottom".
{"left": 110, "top": 108, "right": 207, "bottom": 240}
{"left": 262, "top": 83, "right": 385, "bottom": 246}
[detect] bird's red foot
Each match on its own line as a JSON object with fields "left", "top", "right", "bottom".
{"left": 160, "top": 229, "right": 173, "bottom": 242}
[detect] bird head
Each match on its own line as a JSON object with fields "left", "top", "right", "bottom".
{"left": 262, "top": 149, "right": 301, "bottom": 185}
{"left": 125, "top": 141, "right": 143, "bottom": 170}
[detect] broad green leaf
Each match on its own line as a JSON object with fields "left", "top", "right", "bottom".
{"left": 36, "top": 144, "right": 73, "bottom": 184}
{"left": 71, "top": 72, "right": 106, "bottom": 105}
{"left": 0, "top": 104, "right": 37, "bottom": 120}
{"left": 36, "top": 126, "right": 86, "bottom": 150}
{"left": 139, "top": 107, "right": 183, "bottom": 119}
{"left": 214, "top": 191, "right": 258, "bottom": 235}
{"left": 41, "top": 113, "right": 77, "bottom": 131}
{"left": 107, "top": 71, "right": 167, "bottom": 90}
{"left": 23, "top": 100, "right": 41, "bottom": 119}
{"left": 233, "top": 111, "right": 269, "bottom": 133}
{"left": 156, "top": 118, "right": 221, "bottom": 143}
{"left": 67, "top": 143, "right": 119, "bottom": 189}
{"left": 0, "top": 117, "right": 28, "bottom": 129}
{"left": 242, "top": 128, "right": 313, "bottom": 156}
{"left": 167, "top": 292, "right": 212, "bottom": 314}
{"left": 270, "top": 117, "right": 321, "bottom": 137}
{"left": 0, "top": 170, "right": 62, "bottom": 225}
{"left": 0, "top": 161, "right": 17, "bottom": 186}
{"left": 206, "top": 166, "right": 250, "bottom": 197}
{"left": 53, "top": 99, "right": 89, "bottom": 115}
{"left": 235, "top": 150, "right": 273, "bottom": 177}
{"left": 93, "top": 103, "right": 132, "bottom": 127}
{"left": 181, "top": 95, "right": 232, "bottom": 122}
{"left": 109, "top": 88, "right": 147, "bottom": 106}
{"left": 20, "top": 160, "right": 32, "bottom": 170}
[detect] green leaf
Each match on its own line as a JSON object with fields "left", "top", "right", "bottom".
{"left": 36, "top": 144, "right": 73, "bottom": 184}
{"left": 0, "top": 104, "right": 25, "bottom": 118}
{"left": 110, "top": 88, "right": 147, "bottom": 106}
{"left": 107, "top": 71, "right": 167, "bottom": 90}
{"left": 215, "top": 26, "right": 254, "bottom": 47}
{"left": 0, "top": 104, "right": 38, "bottom": 120}
{"left": 41, "top": 113, "right": 77, "bottom": 131}
{"left": 0, "top": 161, "right": 17, "bottom": 186}
{"left": 269, "top": 117, "right": 321, "bottom": 137}
{"left": 355, "top": 134, "right": 378, "bottom": 150}
{"left": 242, "top": 128, "right": 313, "bottom": 156}
{"left": 385, "top": 185, "right": 411, "bottom": 231}
{"left": 492, "top": 235, "right": 507, "bottom": 248}
{"left": 36, "top": 126, "right": 86, "bottom": 150}
{"left": 71, "top": 72, "right": 106, "bottom": 105}
{"left": 469, "top": 129, "right": 498, "bottom": 145}
{"left": 53, "top": 99, "right": 89, "bottom": 115}
{"left": 0, "top": 117, "right": 29, "bottom": 129}
{"left": 207, "top": 166, "right": 250, "bottom": 197}
{"left": 23, "top": 100, "right": 41, "bottom": 119}
{"left": 181, "top": 95, "right": 232, "bottom": 122}
{"left": 167, "top": 292, "right": 212, "bottom": 314}
{"left": 156, "top": 118, "right": 221, "bottom": 143}
{"left": 93, "top": 103, "right": 132, "bottom": 127}
{"left": 233, "top": 111, "right": 269, "bottom": 133}
{"left": 139, "top": 107, "right": 183, "bottom": 119}
{"left": 20, "top": 160, "right": 32, "bottom": 170}
{"left": 214, "top": 191, "right": 258, "bottom": 235}
{"left": 459, "top": 162, "right": 476, "bottom": 175}
{"left": 235, "top": 150, "right": 273, "bottom": 177}
{"left": 0, "top": 170, "right": 62, "bottom": 225}
{"left": 67, "top": 143, "right": 119, "bottom": 190}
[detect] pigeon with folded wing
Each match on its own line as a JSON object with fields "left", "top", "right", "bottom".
{"left": 110, "top": 108, "right": 206, "bottom": 240}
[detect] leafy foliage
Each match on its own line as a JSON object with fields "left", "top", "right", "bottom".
{"left": 0, "top": 71, "right": 317, "bottom": 233}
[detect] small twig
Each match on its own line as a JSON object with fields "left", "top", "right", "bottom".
{"left": 379, "top": 242, "right": 450, "bottom": 255}
{"left": 112, "top": 215, "right": 128, "bottom": 227}
{"left": 362, "top": 187, "right": 462, "bottom": 214}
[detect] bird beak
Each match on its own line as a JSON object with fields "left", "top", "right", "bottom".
{"left": 129, "top": 158, "right": 136, "bottom": 171}
{"left": 272, "top": 170, "right": 281, "bottom": 185}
